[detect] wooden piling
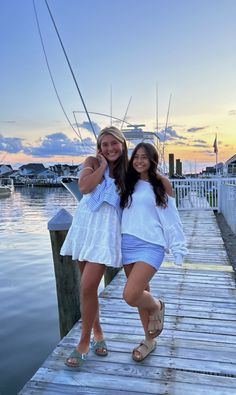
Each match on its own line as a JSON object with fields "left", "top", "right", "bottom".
{"left": 104, "top": 267, "right": 121, "bottom": 287}
{"left": 48, "top": 209, "right": 81, "bottom": 338}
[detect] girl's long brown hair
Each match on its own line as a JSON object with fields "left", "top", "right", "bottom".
{"left": 120, "top": 142, "right": 168, "bottom": 208}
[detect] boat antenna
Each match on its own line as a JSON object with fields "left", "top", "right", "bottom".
{"left": 162, "top": 93, "right": 172, "bottom": 172}
{"left": 120, "top": 96, "right": 132, "bottom": 131}
{"left": 43, "top": 0, "right": 97, "bottom": 140}
{"left": 32, "top": 0, "right": 81, "bottom": 139}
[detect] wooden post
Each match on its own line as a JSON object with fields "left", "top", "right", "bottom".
{"left": 48, "top": 209, "right": 81, "bottom": 339}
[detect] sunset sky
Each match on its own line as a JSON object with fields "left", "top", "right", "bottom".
{"left": 1, "top": 0, "right": 236, "bottom": 173}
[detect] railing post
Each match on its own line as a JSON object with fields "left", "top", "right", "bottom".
{"left": 217, "top": 179, "right": 222, "bottom": 213}
{"left": 48, "top": 209, "right": 81, "bottom": 339}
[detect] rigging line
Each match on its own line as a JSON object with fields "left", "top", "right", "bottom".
{"left": 32, "top": 0, "right": 81, "bottom": 140}
{"left": 0, "top": 153, "right": 8, "bottom": 163}
{"left": 72, "top": 112, "right": 88, "bottom": 154}
{"left": 44, "top": 0, "right": 97, "bottom": 141}
{"left": 74, "top": 110, "right": 135, "bottom": 127}
{"left": 72, "top": 112, "right": 84, "bottom": 144}
{"left": 120, "top": 96, "right": 132, "bottom": 131}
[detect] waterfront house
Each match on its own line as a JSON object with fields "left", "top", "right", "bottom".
{"left": 49, "top": 164, "right": 81, "bottom": 177}
{"left": 0, "top": 164, "right": 13, "bottom": 177}
{"left": 16, "top": 163, "right": 46, "bottom": 178}
{"left": 34, "top": 168, "right": 58, "bottom": 180}
{"left": 224, "top": 154, "right": 236, "bottom": 175}
{"left": 12, "top": 163, "right": 46, "bottom": 184}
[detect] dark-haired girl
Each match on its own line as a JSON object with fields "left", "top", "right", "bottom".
{"left": 120, "top": 142, "right": 187, "bottom": 362}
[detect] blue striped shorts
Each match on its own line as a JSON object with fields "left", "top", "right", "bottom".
{"left": 121, "top": 234, "right": 165, "bottom": 271}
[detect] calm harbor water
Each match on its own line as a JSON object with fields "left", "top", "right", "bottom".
{"left": 0, "top": 186, "right": 78, "bottom": 395}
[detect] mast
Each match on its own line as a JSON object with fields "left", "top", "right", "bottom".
{"left": 156, "top": 83, "right": 158, "bottom": 133}
{"left": 162, "top": 93, "right": 172, "bottom": 173}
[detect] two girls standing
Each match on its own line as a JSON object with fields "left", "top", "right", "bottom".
{"left": 61, "top": 128, "right": 187, "bottom": 366}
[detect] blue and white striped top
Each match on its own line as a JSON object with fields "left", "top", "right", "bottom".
{"left": 85, "top": 167, "right": 121, "bottom": 216}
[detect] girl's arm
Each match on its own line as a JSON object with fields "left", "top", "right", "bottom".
{"left": 156, "top": 172, "right": 174, "bottom": 197}
{"left": 157, "top": 197, "right": 188, "bottom": 265}
{"left": 79, "top": 155, "right": 107, "bottom": 194}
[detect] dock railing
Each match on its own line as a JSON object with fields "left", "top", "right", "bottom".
{"left": 219, "top": 183, "right": 236, "bottom": 234}
{"left": 170, "top": 177, "right": 236, "bottom": 211}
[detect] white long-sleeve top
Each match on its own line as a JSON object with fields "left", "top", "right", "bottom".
{"left": 121, "top": 179, "right": 188, "bottom": 265}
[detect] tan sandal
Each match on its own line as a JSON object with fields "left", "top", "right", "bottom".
{"left": 148, "top": 300, "right": 165, "bottom": 338}
{"left": 132, "top": 339, "right": 156, "bottom": 362}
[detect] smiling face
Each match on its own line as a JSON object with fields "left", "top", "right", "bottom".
{"left": 132, "top": 146, "right": 150, "bottom": 179}
{"left": 99, "top": 133, "right": 123, "bottom": 162}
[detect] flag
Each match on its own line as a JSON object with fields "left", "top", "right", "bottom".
{"left": 213, "top": 136, "right": 218, "bottom": 154}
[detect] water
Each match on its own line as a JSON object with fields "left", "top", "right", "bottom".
{"left": 0, "top": 187, "right": 78, "bottom": 395}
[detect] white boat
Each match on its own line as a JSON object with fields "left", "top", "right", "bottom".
{"left": 0, "top": 178, "right": 14, "bottom": 197}
{"left": 61, "top": 176, "right": 83, "bottom": 202}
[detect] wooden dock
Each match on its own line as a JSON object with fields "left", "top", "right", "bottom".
{"left": 19, "top": 211, "right": 236, "bottom": 394}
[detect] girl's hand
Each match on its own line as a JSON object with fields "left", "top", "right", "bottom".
{"left": 96, "top": 153, "right": 108, "bottom": 169}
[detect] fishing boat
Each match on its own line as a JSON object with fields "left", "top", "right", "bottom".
{"left": 0, "top": 178, "right": 14, "bottom": 197}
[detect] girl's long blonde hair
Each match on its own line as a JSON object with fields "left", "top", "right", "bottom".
{"left": 97, "top": 126, "right": 128, "bottom": 195}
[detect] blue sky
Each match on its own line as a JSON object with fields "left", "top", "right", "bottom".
{"left": 1, "top": 0, "right": 236, "bottom": 172}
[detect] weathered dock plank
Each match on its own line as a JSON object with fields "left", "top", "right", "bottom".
{"left": 19, "top": 210, "right": 236, "bottom": 394}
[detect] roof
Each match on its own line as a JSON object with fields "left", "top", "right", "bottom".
{"left": 225, "top": 154, "right": 236, "bottom": 165}
{"left": 0, "top": 164, "right": 13, "bottom": 168}
{"left": 19, "top": 163, "right": 46, "bottom": 171}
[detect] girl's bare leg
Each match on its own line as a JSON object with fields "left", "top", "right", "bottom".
{"left": 123, "top": 262, "right": 161, "bottom": 331}
{"left": 67, "top": 262, "right": 105, "bottom": 364}
{"left": 78, "top": 261, "right": 104, "bottom": 341}
{"left": 123, "top": 264, "right": 151, "bottom": 336}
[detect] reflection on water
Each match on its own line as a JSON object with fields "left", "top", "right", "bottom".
{"left": 0, "top": 187, "right": 77, "bottom": 395}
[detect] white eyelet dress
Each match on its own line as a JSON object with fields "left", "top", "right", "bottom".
{"left": 60, "top": 167, "right": 122, "bottom": 268}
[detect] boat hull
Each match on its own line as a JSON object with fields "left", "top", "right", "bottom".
{"left": 0, "top": 186, "right": 12, "bottom": 197}
{"left": 61, "top": 178, "right": 82, "bottom": 201}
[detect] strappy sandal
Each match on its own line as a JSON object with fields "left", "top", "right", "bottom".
{"left": 65, "top": 348, "right": 88, "bottom": 367}
{"left": 148, "top": 300, "right": 165, "bottom": 338}
{"left": 91, "top": 338, "right": 108, "bottom": 356}
{"left": 132, "top": 339, "right": 157, "bottom": 362}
